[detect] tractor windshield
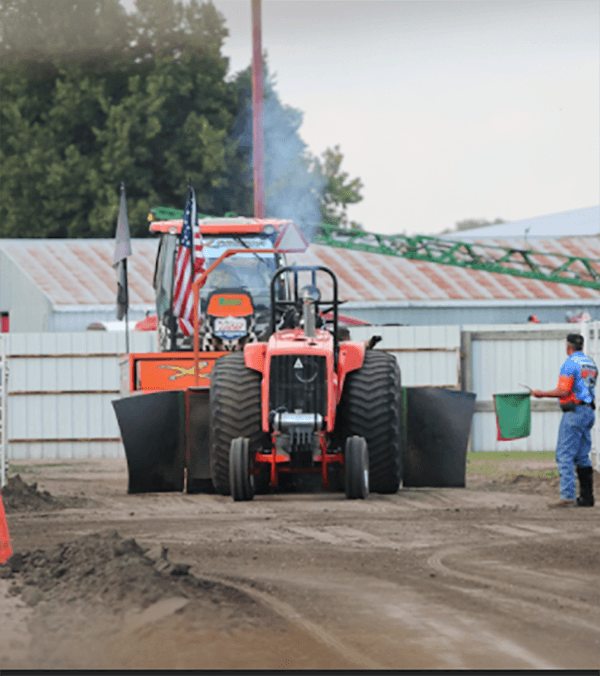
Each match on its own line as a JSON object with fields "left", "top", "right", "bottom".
{"left": 153, "top": 232, "right": 283, "bottom": 350}
{"left": 202, "top": 236, "right": 277, "bottom": 301}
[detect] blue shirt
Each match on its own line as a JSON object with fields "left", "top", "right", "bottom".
{"left": 558, "top": 351, "right": 598, "bottom": 404}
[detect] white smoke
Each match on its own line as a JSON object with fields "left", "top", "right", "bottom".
{"left": 234, "top": 68, "right": 326, "bottom": 243}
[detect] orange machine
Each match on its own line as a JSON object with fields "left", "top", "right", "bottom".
{"left": 113, "top": 217, "right": 291, "bottom": 493}
{"left": 208, "top": 265, "right": 402, "bottom": 500}
{"left": 114, "top": 215, "right": 477, "bottom": 497}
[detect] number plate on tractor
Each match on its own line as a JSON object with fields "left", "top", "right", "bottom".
{"left": 214, "top": 316, "right": 247, "bottom": 339}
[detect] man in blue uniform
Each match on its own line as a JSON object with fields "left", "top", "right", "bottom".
{"left": 532, "top": 333, "right": 596, "bottom": 508}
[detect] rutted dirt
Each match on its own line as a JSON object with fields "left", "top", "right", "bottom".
{"left": 1, "top": 458, "right": 599, "bottom": 670}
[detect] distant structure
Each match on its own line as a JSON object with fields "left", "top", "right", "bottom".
{"left": 1, "top": 205, "right": 600, "bottom": 332}
{"left": 444, "top": 205, "right": 599, "bottom": 239}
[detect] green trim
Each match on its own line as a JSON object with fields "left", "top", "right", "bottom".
{"left": 148, "top": 209, "right": 600, "bottom": 290}
{"left": 313, "top": 224, "right": 600, "bottom": 290}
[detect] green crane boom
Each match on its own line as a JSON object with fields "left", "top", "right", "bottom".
{"left": 149, "top": 208, "right": 600, "bottom": 290}
{"left": 313, "top": 224, "right": 600, "bottom": 291}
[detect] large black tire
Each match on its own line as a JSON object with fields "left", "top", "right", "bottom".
{"left": 209, "top": 352, "right": 265, "bottom": 495}
{"left": 337, "top": 350, "right": 402, "bottom": 493}
{"left": 345, "top": 436, "right": 369, "bottom": 499}
{"left": 230, "top": 437, "right": 255, "bottom": 501}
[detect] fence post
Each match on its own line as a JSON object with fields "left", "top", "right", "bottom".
{"left": 0, "top": 335, "right": 7, "bottom": 487}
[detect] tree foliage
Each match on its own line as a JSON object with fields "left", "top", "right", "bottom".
{"left": 316, "top": 145, "right": 363, "bottom": 229}
{"left": 0, "top": 0, "right": 363, "bottom": 239}
{"left": 0, "top": 0, "right": 237, "bottom": 237}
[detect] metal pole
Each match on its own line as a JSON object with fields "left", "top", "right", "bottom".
{"left": 124, "top": 258, "right": 130, "bottom": 355}
{"left": 252, "top": 0, "right": 265, "bottom": 218}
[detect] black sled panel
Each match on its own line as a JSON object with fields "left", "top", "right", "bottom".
{"left": 403, "top": 388, "right": 476, "bottom": 488}
{"left": 113, "top": 391, "right": 185, "bottom": 493}
{"left": 186, "top": 389, "right": 215, "bottom": 493}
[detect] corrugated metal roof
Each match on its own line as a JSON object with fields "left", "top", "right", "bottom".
{"left": 442, "top": 205, "right": 599, "bottom": 239}
{"left": 0, "top": 239, "right": 158, "bottom": 307}
{"left": 1, "top": 235, "right": 599, "bottom": 307}
{"left": 289, "top": 237, "right": 600, "bottom": 302}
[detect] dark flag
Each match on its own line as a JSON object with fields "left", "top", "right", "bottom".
{"left": 113, "top": 183, "right": 132, "bottom": 321}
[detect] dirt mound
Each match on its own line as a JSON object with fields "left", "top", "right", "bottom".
{"left": 1, "top": 475, "right": 88, "bottom": 513}
{"left": 497, "top": 468, "right": 600, "bottom": 494}
{"left": 2, "top": 531, "right": 215, "bottom": 609}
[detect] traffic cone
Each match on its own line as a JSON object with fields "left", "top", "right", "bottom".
{"left": 0, "top": 494, "right": 12, "bottom": 565}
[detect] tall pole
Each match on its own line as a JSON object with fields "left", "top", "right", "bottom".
{"left": 252, "top": 0, "right": 265, "bottom": 218}
{"left": 124, "top": 257, "right": 130, "bottom": 355}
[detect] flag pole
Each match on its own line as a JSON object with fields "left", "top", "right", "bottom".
{"left": 124, "top": 257, "right": 130, "bottom": 354}
{"left": 114, "top": 181, "right": 132, "bottom": 355}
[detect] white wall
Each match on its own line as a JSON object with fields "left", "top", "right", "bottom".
{"left": 2, "top": 331, "right": 157, "bottom": 460}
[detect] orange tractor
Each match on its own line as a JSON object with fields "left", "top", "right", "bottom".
{"left": 211, "top": 265, "right": 402, "bottom": 500}
{"left": 114, "top": 216, "right": 292, "bottom": 494}
{"left": 113, "top": 213, "right": 475, "bottom": 498}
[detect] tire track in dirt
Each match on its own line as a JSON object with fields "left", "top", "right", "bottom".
{"left": 426, "top": 532, "right": 600, "bottom": 631}
{"left": 193, "top": 571, "right": 383, "bottom": 669}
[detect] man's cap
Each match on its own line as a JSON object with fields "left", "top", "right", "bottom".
{"left": 527, "top": 314, "right": 540, "bottom": 323}
{"left": 567, "top": 333, "right": 584, "bottom": 349}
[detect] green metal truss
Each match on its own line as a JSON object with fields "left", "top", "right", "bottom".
{"left": 313, "top": 224, "right": 600, "bottom": 290}
{"left": 149, "top": 207, "right": 600, "bottom": 290}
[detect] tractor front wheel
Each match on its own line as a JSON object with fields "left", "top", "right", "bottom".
{"left": 345, "top": 436, "right": 369, "bottom": 499}
{"left": 338, "top": 350, "right": 402, "bottom": 493}
{"left": 229, "top": 437, "right": 255, "bottom": 501}
{"left": 209, "top": 352, "right": 265, "bottom": 495}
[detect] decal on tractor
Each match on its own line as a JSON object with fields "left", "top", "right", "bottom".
{"left": 158, "top": 362, "right": 209, "bottom": 380}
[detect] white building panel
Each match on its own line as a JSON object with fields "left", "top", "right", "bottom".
{"left": 5, "top": 331, "right": 157, "bottom": 460}
{"left": 350, "top": 325, "right": 461, "bottom": 388}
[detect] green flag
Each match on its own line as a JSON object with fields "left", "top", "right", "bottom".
{"left": 494, "top": 392, "right": 531, "bottom": 441}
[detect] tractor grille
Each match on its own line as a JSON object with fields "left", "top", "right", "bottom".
{"left": 269, "top": 355, "right": 327, "bottom": 417}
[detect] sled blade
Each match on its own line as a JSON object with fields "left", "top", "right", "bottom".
{"left": 403, "top": 388, "right": 476, "bottom": 487}
{"left": 113, "top": 390, "right": 185, "bottom": 493}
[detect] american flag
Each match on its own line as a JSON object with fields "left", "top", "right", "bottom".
{"left": 172, "top": 187, "right": 206, "bottom": 335}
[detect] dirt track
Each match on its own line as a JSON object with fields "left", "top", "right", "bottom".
{"left": 1, "top": 456, "right": 599, "bottom": 670}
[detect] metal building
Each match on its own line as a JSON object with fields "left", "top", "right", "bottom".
{"left": 444, "top": 205, "right": 599, "bottom": 239}
{"left": 289, "top": 235, "right": 600, "bottom": 325}
{"left": 1, "top": 232, "right": 599, "bottom": 331}
{"left": 0, "top": 239, "right": 157, "bottom": 332}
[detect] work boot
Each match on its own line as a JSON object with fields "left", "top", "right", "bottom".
{"left": 548, "top": 498, "right": 577, "bottom": 508}
{"left": 576, "top": 466, "right": 594, "bottom": 507}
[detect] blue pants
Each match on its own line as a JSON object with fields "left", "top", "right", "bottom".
{"left": 556, "top": 406, "right": 595, "bottom": 499}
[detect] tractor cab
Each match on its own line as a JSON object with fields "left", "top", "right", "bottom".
{"left": 150, "top": 217, "right": 289, "bottom": 351}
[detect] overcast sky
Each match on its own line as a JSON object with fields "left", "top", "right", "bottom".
{"left": 124, "top": 0, "right": 600, "bottom": 236}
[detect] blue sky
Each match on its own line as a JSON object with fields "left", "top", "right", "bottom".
{"left": 123, "top": 1, "right": 600, "bottom": 236}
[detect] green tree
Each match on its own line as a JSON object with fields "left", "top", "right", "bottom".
{"left": 317, "top": 145, "right": 363, "bottom": 229}
{"left": 0, "top": 0, "right": 238, "bottom": 238}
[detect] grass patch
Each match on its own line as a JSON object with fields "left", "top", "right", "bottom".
{"left": 466, "top": 451, "right": 555, "bottom": 480}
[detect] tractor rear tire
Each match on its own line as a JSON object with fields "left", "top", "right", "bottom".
{"left": 338, "top": 350, "right": 402, "bottom": 493}
{"left": 345, "top": 436, "right": 369, "bottom": 499}
{"left": 230, "top": 437, "right": 255, "bottom": 501}
{"left": 209, "top": 351, "right": 265, "bottom": 496}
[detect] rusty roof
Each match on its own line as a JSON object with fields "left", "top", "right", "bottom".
{"left": 1, "top": 236, "right": 599, "bottom": 307}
